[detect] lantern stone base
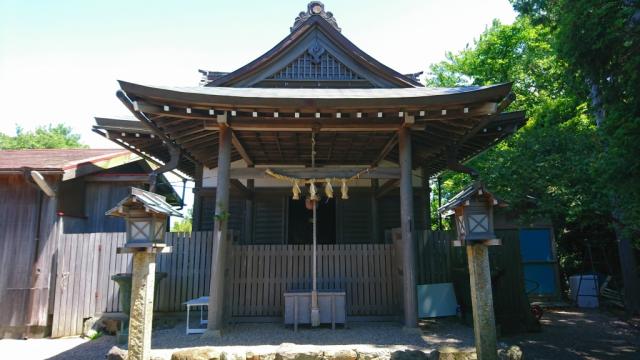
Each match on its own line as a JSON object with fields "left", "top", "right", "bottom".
{"left": 128, "top": 251, "right": 157, "bottom": 360}
{"left": 467, "top": 243, "right": 498, "bottom": 360}
{"left": 201, "top": 329, "right": 224, "bottom": 338}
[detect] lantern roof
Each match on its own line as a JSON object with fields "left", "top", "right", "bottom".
{"left": 438, "top": 182, "right": 506, "bottom": 216}
{"left": 106, "top": 187, "right": 183, "bottom": 218}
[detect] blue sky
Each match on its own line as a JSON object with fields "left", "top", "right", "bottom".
{"left": 0, "top": 0, "right": 516, "bottom": 146}
{"left": 0, "top": 0, "right": 517, "bottom": 215}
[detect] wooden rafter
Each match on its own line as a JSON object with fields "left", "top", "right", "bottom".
{"left": 372, "top": 133, "right": 398, "bottom": 166}
{"left": 376, "top": 179, "right": 400, "bottom": 198}
{"left": 231, "top": 131, "right": 254, "bottom": 166}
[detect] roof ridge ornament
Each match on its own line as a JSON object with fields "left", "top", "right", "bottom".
{"left": 291, "top": 1, "right": 341, "bottom": 33}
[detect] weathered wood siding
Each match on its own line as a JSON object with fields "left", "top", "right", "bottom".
{"left": 61, "top": 181, "right": 145, "bottom": 233}
{"left": 49, "top": 229, "right": 531, "bottom": 337}
{"left": 50, "top": 231, "right": 404, "bottom": 336}
{"left": 0, "top": 175, "right": 59, "bottom": 338}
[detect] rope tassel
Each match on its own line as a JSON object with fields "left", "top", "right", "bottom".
{"left": 324, "top": 179, "right": 333, "bottom": 198}
{"left": 309, "top": 181, "right": 319, "bottom": 201}
{"left": 341, "top": 179, "right": 349, "bottom": 200}
{"left": 292, "top": 180, "right": 301, "bottom": 200}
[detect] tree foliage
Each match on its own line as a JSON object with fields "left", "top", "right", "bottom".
{"left": 426, "top": 17, "right": 623, "bottom": 279}
{"left": 0, "top": 124, "right": 86, "bottom": 149}
{"left": 171, "top": 208, "right": 193, "bottom": 233}
{"left": 428, "top": 18, "right": 605, "bottom": 229}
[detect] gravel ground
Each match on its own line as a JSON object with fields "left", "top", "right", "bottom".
{"left": 1, "top": 308, "right": 637, "bottom": 360}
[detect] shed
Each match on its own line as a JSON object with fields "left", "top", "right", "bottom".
{"left": 0, "top": 149, "right": 180, "bottom": 338}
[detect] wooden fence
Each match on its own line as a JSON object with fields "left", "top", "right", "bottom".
{"left": 51, "top": 230, "right": 452, "bottom": 337}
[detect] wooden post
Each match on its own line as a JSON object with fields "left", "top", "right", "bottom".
{"left": 467, "top": 243, "right": 498, "bottom": 360}
{"left": 206, "top": 120, "right": 232, "bottom": 336}
{"left": 398, "top": 126, "right": 418, "bottom": 328}
{"left": 192, "top": 164, "right": 204, "bottom": 231}
{"left": 371, "top": 179, "right": 379, "bottom": 243}
{"left": 420, "top": 168, "right": 431, "bottom": 230}
{"left": 244, "top": 177, "right": 254, "bottom": 244}
{"left": 127, "top": 251, "right": 157, "bottom": 360}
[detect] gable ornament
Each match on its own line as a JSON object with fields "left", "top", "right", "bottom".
{"left": 291, "top": 1, "right": 341, "bottom": 33}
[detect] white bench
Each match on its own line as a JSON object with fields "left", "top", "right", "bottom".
{"left": 183, "top": 296, "right": 209, "bottom": 334}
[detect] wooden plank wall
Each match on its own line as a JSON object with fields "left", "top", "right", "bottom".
{"left": 51, "top": 233, "right": 131, "bottom": 338}
{"left": 228, "top": 243, "right": 398, "bottom": 317}
{"left": 0, "top": 174, "right": 59, "bottom": 338}
{"left": 50, "top": 232, "right": 406, "bottom": 336}
{"left": 415, "top": 231, "right": 454, "bottom": 284}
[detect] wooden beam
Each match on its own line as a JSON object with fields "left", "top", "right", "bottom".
{"left": 230, "top": 179, "right": 252, "bottom": 199}
{"left": 84, "top": 174, "right": 150, "bottom": 183}
{"left": 372, "top": 133, "right": 398, "bottom": 166}
{"left": 205, "top": 119, "right": 425, "bottom": 132}
{"left": 231, "top": 131, "right": 254, "bottom": 166}
{"left": 229, "top": 166, "right": 400, "bottom": 180}
{"left": 375, "top": 179, "right": 400, "bottom": 198}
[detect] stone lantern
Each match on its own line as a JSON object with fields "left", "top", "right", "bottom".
{"left": 438, "top": 182, "right": 504, "bottom": 247}
{"left": 438, "top": 181, "right": 505, "bottom": 360}
{"left": 106, "top": 187, "right": 181, "bottom": 360}
{"left": 106, "top": 187, "right": 180, "bottom": 247}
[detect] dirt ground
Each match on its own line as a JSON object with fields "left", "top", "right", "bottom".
{"left": 0, "top": 308, "right": 637, "bottom": 360}
{"left": 507, "top": 308, "right": 640, "bottom": 359}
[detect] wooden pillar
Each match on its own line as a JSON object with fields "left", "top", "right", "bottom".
{"left": 127, "top": 251, "right": 157, "bottom": 360}
{"left": 206, "top": 121, "right": 232, "bottom": 335}
{"left": 398, "top": 127, "right": 418, "bottom": 328}
{"left": 467, "top": 243, "right": 498, "bottom": 360}
{"left": 244, "top": 177, "right": 254, "bottom": 244}
{"left": 420, "top": 167, "right": 431, "bottom": 230}
{"left": 371, "top": 179, "right": 380, "bottom": 243}
{"left": 192, "top": 164, "right": 204, "bottom": 231}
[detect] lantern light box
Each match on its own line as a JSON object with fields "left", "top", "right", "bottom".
{"left": 106, "top": 187, "right": 183, "bottom": 247}
{"left": 438, "top": 182, "right": 506, "bottom": 247}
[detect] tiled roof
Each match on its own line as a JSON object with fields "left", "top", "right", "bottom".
{"left": 0, "top": 149, "right": 131, "bottom": 171}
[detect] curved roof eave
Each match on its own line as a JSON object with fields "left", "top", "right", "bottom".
{"left": 206, "top": 16, "right": 423, "bottom": 88}
{"left": 118, "top": 80, "right": 512, "bottom": 111}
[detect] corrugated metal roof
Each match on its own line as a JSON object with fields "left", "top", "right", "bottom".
{"left": 0, "top": 149, "right": 131, "bottom": 171}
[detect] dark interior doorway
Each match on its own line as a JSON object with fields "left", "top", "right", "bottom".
{"left": 287, "top": 197, "right": 336, "bottom": 244}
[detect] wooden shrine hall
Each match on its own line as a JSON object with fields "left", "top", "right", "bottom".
{"left": 93, "top": 1, "right": 526, "bottom": 332}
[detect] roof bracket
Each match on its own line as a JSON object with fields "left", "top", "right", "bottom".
{"left": 149, "top": 145, "right": 180, "bottom": 193}
{"left": 446, "top": 146, "right": 479, "bottom": 179}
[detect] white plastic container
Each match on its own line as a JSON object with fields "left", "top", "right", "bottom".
{"left": 569, "top": 275, "right": 599, "bottom": 308}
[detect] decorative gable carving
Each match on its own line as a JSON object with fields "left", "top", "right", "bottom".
{"left": 267, "top": 45, "right": 366, "bottom": 82}
{"left": 292, "top": 1, "right": 341, "bottom": 33}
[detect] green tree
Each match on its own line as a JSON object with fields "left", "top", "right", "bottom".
{"left": 426, "top": 18, "right": 619, "bottom": 295}
{"left": 428, "top": 18, "right": 604, "bottom": 230}
{"left": 508, "top": 0, "right": 640, "bottom": 316}
{"left": 0, "top": 124, "right": 86, "bottom": 149}
{"left": 171, "top": 208, "right": 193, "bottom": 233}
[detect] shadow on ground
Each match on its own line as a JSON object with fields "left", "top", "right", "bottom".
{"left": 505, "top": 309, "right": 640, "bottom": 359}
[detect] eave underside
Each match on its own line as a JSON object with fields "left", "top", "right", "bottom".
{"left": 95, "top": 82, "right": 525, "bottom": 175}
